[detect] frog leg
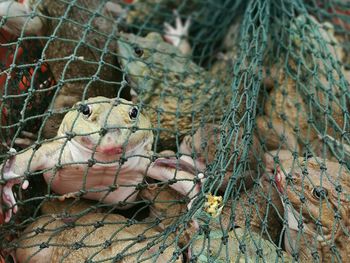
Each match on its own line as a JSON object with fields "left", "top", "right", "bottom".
{"left": 0, "top": 0, "right": 44, "bottom": 36}
{"left": 164, "top": 10, "right": 192, "bottom": 55}
{"left": 0, "top": 142, "right": 60, "bottom": 222}
{"left": 146, "top": 161, "right": 204, "bottom": 210}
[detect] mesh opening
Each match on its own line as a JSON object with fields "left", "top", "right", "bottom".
{"left": 0, "top": 0, "right": 349, "bottom": 262}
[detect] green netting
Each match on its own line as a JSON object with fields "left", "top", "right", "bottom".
{"left": 0, "top": 0, "right": 349, "bottom": 262}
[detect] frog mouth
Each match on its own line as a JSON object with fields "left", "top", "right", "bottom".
{"left": 70, "top": 137, "right": 149, "bottom": 157}
{"left": 95, "top": 146, "right": 124, "bottom": 155}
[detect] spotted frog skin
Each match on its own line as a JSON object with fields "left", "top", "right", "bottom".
{"left": 178, "top": 123, "right": 264, "bottom": 191}
{"left": 273, "top": 151, "right": 350, "bottom": 262}
{"left": 140, "top": 176, "right": 288, "bottom": 262}
{"left": 0, "top": 97, "right": 200, "bottom": 222}
{"left": 117, "top": 32, "right": 232, "bottom": 149}
{"left": 16, "top": 213, "right": 182, "bottom": 263}
{"left": 257, "top": 14, "right": 347, "bottom": 157}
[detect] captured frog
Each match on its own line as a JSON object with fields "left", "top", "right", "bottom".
{"left": 140, "top": 175, "right": 286, "bottom": 260}
{"left": 16, "top": 213, "right": 182, "bottom": 262}
{"left": 273, "top": 152, "right": 350, "bottom": 262}
{"left": 257, "top": 14, "right": 347, "bottom": 157}
{"left": 117, "top": 31, "right": 234, "bottom": 149}
{"left": 0, "top": 97, "right": 201, "bottom": 222}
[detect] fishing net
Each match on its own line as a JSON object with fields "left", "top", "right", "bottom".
{"left": 0, "top": 0, "right": 349, "bottom": 262}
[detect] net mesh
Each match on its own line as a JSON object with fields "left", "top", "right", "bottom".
{"left": 0, "top": 0, "right": 349, "bottom": 262}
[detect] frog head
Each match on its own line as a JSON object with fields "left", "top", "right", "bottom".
{"left": 58, "top": 96, "right": 153, "bottom": 159}
{"left": 275, "top": 156, "right": 350, "bottom": 259}
{"left": 117, "top": 32, "right": 189, "bottom": 95}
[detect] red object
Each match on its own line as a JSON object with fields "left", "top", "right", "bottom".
{"left": 0, "top": 28, "right": 56, "bottom": 148}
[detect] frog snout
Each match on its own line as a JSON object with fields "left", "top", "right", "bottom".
{"left": 104, "top": 126, "right": 120, "bottom": 133}
{"left": 102, "top": 130, "right": 121, "bottom": 143}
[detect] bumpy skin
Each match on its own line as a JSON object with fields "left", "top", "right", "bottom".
{"left": 178, "top": 123, "right": 264, "bottom": 192}
{"left": 258, "top": 15, "right": 346, "bottom": 157}
{"left": 273, "top": 152, "right": 350, "bottom": 262}
{"left": 140, "top": 175, "right": 286, "bottom": 260}
{"left": 40, "top": 198, "right": 101, "bottom": 215}
{"left": 0, "top": 97, "right": 200, "bottom": 222}
{"left": 139, "top": 184, "right": 187, "bottom": 233}
{"left": 0, "top": 0, "right": 124, "bottom": 138}
{"left": 117, "top": 32, "right": 232, "bottom": 149}
{"left": 190, "top": 228, "right": 293, "bottom": 262}
{"left": 16, "top": 213, "right": 182, "bottom": 263}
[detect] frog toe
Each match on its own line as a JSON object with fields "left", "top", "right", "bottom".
{"left": 1, "top": 183, "right": 17, "bottom": 222}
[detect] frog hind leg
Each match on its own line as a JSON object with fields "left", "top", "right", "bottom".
{"left": 163, "top": 10, "right": 192, "bottom": 55}
{"left": 146, "top": 162, "right": 204, "bottom": 208}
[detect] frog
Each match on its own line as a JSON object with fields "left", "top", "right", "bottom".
{"left": 140, "top": 173, "right": 286, "bottom": 259}
{"left": 257, "top": 14, "right": 348, "bottom": 158}
{"left": 0, "top": 96, "right": 202, "bottom": 223}
{"left": 273, "top": 151, "right": 350, "bottom": 262}
{"left": 117, "top": 31, "right": 235, "bottom": 149}
{"left": 15, "top": 213, "right": 182, "bottom": 262}
{"left": 155, "top": 123, "right": 264, "bottom": 193}
{"left": 0, "top": 0, "right": 124, "bottom": 139}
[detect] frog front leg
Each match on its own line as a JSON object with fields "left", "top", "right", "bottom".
{"left": 145, "top": 162, "right": 204, "bottom": 210}
{"left": 0, "top": 142, "right": 59, "bottom": 222}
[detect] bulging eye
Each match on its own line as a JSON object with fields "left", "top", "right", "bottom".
{"left": 312, "top": 187, "right": 328, "bottom": 200}
{"left": 78, "top": 104, "right": 92, "bottom": 118}
{"left": 129, "top": 106, "right": 139, "bottom": 120}
{"left": 134, "top": 46, "right": 144, "bottom": 57}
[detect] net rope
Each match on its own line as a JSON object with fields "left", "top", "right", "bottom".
{"left": 0, "top": 0, "right": 349, "bottom": 262}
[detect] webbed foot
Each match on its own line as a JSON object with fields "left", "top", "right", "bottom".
{"left": 164, "top": 10, "right": 192, "bottom": 55}
{"left": 1, "top": 148, "right": 29, "bottom": 222}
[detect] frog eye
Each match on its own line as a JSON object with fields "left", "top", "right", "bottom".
{"left": 129, "top": 106, "right": 139, "bottom": 120}
{"left": 312, "top": 187, "right": 328, "bottom": 200}
{"left": 133, "top": 46, "right": 144, "bottom": 57}
{"left": 78, "top": 104, "right": 92, "bottom": 118}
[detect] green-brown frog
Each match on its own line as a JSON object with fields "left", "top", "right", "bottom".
{"left": 0, "top": 96, "right": 201, "bottom": 223}
{"left": 15, "top": 213, "right": 182, "bottom": 262}
{"left": 257, "top": 14, "right": 348, "bottom": 158}
{"left": 273, "top": 152, "right": 350, "bottom": 262}
{"left": 117, "top": 31, "right": 232, "bottom": 149}
{"left": 139, "top": 175, "right": 290, "bottom": 262}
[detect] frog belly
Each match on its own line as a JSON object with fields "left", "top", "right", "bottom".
{"left": 42, "top": 165, "right": 144, "bottom": 206}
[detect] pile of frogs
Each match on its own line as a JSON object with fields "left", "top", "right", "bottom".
{"left": 0, "top": 0, "right": 349, "bottom": 262}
